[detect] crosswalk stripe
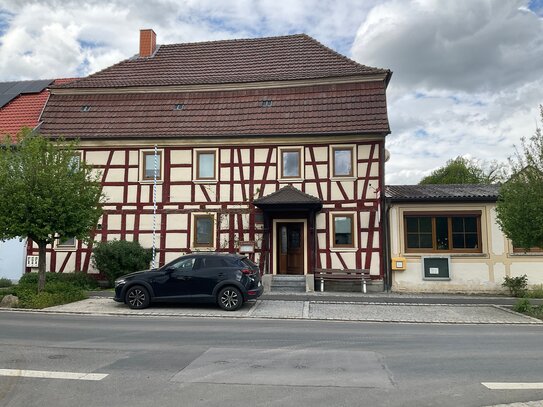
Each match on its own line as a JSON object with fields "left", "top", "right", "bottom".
{"left": 482, "top": 382, "right": 543, "bottom": 390}
{"left": 0, "top": 369, "right": 108, "bottom": 381}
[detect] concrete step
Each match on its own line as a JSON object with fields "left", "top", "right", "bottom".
{"left": 271, "top": 275, "right": 306, "bottom": 293}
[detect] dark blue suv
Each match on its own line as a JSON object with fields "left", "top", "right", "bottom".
{"left": 114, "top": 253, "right": 263, "bottom": 311}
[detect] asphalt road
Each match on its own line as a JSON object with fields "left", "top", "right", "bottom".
{"left": 0, "top": 311, "right": 542, "bottom": 407}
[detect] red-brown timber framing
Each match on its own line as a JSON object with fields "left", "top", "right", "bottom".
{"left": 28, "top": 34, "right": 391, "bottom": 283}
{"left": 26, "top": 140, "right": 384, "bottom": 278}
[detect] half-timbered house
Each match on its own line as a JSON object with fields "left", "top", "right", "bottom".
{"left": 33, "top": 30, "right": 392, "bottom": 291}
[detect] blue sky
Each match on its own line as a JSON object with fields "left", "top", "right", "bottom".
{"left": 0, "top": 0, "right": 542, "bottom": 184}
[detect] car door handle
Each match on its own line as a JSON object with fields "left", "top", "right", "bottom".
{"left": 175, "top": 276, "right": 191, "bottom": 280}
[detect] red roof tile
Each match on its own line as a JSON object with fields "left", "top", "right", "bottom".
{"left": 0, "top": 78, "right": 78, "bottom": 141}
{"left": 58, "top": 34, "right": 390, "bottom": 89}
{"left": 40, "top": 81, "right": 389, "bottom": 138}
{"left": 0, "top": 92, "right": 49, "bottom": 140}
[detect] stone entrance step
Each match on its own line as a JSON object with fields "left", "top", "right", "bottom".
{"left": 271, "top": 275, "right": 306, "bottom": 293}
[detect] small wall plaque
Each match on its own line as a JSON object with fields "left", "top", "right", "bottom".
{"left": 239, "top": 242, "right": 255, "bottom": 253}
{"left": 26, "top": 256, "right": 39, "bottom": 268}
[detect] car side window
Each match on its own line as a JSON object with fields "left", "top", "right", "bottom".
{"left": 202, "top": 257, "right": 227, "bottom": 268}
{"left": 170, "top": 257, "right": 195, "bottom": 272}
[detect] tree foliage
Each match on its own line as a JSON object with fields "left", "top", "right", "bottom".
{"left": 419, "top": 156, "right": 505, "bottom": 185}
{"left": 92, "top": 240, "right": 153, "bottom": 284}
{"left": 0, "top": 129, "right": 103, "bottom": 291}
{"left": 496, "top": 106, "right": 543, "bottom": 249}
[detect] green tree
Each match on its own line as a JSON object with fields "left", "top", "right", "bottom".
{"left": 0, "top": 129, "right": 103, "bottom": 292}
{"left": 496, "top": 106, "right": 543, "bottom": 249}
{"left": 419, "top": 156, "right": 505, "bottom": 185}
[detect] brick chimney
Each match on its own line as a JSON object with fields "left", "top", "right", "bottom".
{"left": 139, "top": 29, "right": 156, "bottom": 57}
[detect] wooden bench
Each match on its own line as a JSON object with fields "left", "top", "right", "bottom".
{"left": 314, "top": 269, "right": 371, "bottom": 293}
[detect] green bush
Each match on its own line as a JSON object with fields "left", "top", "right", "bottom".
{"left": 513, "top": 298, "right": 543, "bottom": 320}
{"left": 526, "top": 284, "right": 543, "bottom": 299}
{"left": 502, "top": 274, "right": 528, "bottom": 297}
{"left": 19, "top": 271, "right": 98, "bottom": 290}
{"left": 15, "top": 287, "right": 87, "bottom": 309}
{"left": 92, "top": 240, "right": 153, "bottom": 284}
{"left": 0, "top": 277, "right": 12, "bottom": 288}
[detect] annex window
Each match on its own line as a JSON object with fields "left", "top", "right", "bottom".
{"left": 331, "top": 146, "right": 354, "bottom": 177}
{"left": 69, "top": 153, "right": 81, "bottom": 171}
{"left": 193, "top": 214, "right": 215, "bottom": 248}
{"left": 404, "top": 213, "right": 481, "bottom": 253}
{"left": 56, "top": 236, "right": 76, "bottom": 250}
{"left": 278, "top": 147, "right": 303, "bottom": 180}
{"left": 140, "top": 149, "right": 163, "bottom": 181}
{"left": 332, "top": 214, "right": 355, "bottom": 248}
{"left": 194, "top": 149, "right": 217, "bottom": 181}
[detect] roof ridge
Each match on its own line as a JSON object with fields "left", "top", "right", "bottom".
{"left": 160, "top": 33, "right": 308, "bottom": 48}
{"left": 298, "top": 33, "right": 390, "bottom": 75}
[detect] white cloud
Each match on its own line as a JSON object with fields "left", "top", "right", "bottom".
{"left": 352, "top": 0, "right": 543, "bottom": 184}
{"left": 0, "top": 0, "right": 542, "bottom": 186}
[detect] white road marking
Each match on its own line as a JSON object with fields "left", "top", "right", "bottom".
{"left": 482, "top": 382, "right": 543, "bottom": 390}
{"left": 0, "top": 369, "right": 108, "bottom": 381}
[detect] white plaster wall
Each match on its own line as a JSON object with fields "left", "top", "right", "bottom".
{"left": 0, "top": 239, "right": 26, "bottom": 281}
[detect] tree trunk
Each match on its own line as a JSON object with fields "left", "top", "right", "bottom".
{"left": 37, "top": 241, "right": 47, "bottom": 293}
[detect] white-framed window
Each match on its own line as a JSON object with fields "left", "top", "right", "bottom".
{"left": 277, "top": 146, "right": 304, "bottom": 180}
{"left": 330, "top": 145, "right": 356, "bottom": 179}
{"left": 69, "top": 152, "right": 82, "bottom": 171}
{"left": 55, "top": 236, "right": 77, "bottom": 251}
{"left": 193, "top": 148, "right": 218, "bottom": 182}
{"left": 140, "top": 149, "right": 164, "bottom": 182}
{"left": 191, "top": 213, "right": 216, "bottom": 249}
{"left": 329, "top": 211, "right": 358, "bottom": 251}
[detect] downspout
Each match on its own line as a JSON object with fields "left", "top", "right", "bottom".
{"left": 384, "top": 196, "right": 393, "bottom": 292}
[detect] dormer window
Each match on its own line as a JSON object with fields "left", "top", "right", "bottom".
{"left": 174, "top": 103, "right": 184, "bottom": 110}
{"left": 81, "top": 105, "right": 91, "bottom": 112}
{"left": 261, "top": 100, "right": 272, "bottom": 107}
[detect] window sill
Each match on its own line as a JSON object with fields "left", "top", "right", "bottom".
{"left": 139, "top": 180, "right": 164, "bottom": 185}
{"left": 193, "top": 180, "right": 218, "bottom": 184}
{"left": 330, "top": 247, "right": 358, "bottom": 252}
{"left": 508, "top": 252, "right": 543, "bottom": 257}
{"left": 404, "top": 253, "right": 488, "bottom": 258}
{"left": 278, "top": 177, "right": 304, "bottom": 182}
{"left": 330, "top": 177, "right": 357, "bottom": 182}
{"left": 55, "top": 247, "right": 77, "bottom": 252}
{"left": 190, "top": 247, "right": 216, "bottom": 252}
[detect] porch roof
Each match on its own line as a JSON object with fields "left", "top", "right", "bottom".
{"left": 253, "top": 185, "right": 322, "bottom": 211}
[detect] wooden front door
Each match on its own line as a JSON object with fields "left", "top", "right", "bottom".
{"left": 277, "top": 222, "right": 304, "bottom": 275}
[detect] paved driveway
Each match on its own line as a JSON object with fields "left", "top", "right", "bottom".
{"left": 19, "top": 297, "right": 542, "bottom": 324}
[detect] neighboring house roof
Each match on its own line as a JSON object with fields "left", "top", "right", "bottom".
{"left": 0, "top": 78, "right": 77, "bottom": 140}
{"left": 57, "top": 34, "right": 390, "bottom": 89}
{"left": 385, "top": 184, "right": 500, "bottom": 203}
{"left": 254, "top": 185, "right": 323, "bottom": 211}
{"left": 39, "top": 81, "right": 389, "bottom": 138}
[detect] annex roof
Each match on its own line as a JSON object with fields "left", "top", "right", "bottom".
{"left": 0, "top": 79, "right": 77, "bottom": 140}
{"left": 39, "top": 81, "right": 389, "bottom": 138}
{"left": 57, "top": 34, "right": 390, "bottom": 89}
{"left": 385, "top": 184, "right": 500, "bottom": 203}
{"left": 254, "top": 185, "right": 323, "bottom": 211}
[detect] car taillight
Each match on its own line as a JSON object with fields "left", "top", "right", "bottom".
{"left": 241, "top": 269, "right": 253, "bottom": 275}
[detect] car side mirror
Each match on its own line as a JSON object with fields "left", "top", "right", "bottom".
{"left": 163, "top": 267, "right": 175, "bottom": 274}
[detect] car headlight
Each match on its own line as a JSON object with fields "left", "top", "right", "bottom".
{"left": 115, "top": 278, "right": 126, "bottom": 287}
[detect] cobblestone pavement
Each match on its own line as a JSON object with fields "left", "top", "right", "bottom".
{"left": 14, "top": 297, "right": 541, "bottom": 324}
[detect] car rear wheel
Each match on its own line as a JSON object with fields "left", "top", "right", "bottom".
{"left": 217, "top": 286, "right": 243, "bottom": 311}
{"left": 125, "top": 285, "right": 150, "bottom": 309}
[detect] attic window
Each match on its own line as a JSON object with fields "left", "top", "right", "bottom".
{"left": 81, "top": 105, "right": 91, "bottom": 112}
{"left": 174, "top": 103, "right": 184, "bottom": 110}
{"left": 261, "top": 100, "right": 273, "bottom": 107}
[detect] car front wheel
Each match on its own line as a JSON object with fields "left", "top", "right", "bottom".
{"left": 125, "top": 285, "right": 150, "bottom": 309}
{"left": 217, "top": 286, "right": 243, "bottom": 311}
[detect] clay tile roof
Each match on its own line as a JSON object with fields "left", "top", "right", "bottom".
{"left": 58, "top": 34, "right": 390, "bottom": 89}
{"left": 39, "top": 80, "right": 390, "bottom": 138}
{"left": 385, "top": 184, "right": 500, "bottom": 202}
{"left": 254, "top": 185, "right": 322, "bottom": 207}
{"left": 0, "top": 78, "right": 78, "bottom": 141}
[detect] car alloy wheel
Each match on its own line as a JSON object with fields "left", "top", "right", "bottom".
{"left": 126, "top": 286, "right": 150, "bottom": 309}
{"left": 218, "top": 287, "right": 242, "bottom": 311}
